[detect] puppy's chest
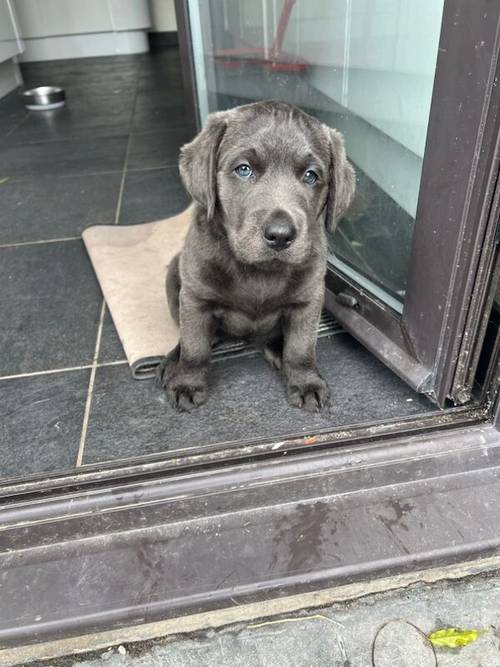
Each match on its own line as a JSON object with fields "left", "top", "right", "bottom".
{"left": 201, "top": 259, "right": 306, "bottom": 337}
{"left": 214, "top": 305, "right": 280, "bottom": 339}
{"left": 212, "top": 277, "right": 291, "bottom": 338}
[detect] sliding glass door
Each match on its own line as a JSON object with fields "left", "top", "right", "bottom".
{"left": 185, "top": 0, "right": 500, "bottom": 407}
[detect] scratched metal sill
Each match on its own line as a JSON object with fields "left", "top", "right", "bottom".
{"left": 0, "top": 401, "right": 487, "bottom": 502}
{"left": 0, "top": 420, "right": 499, "bottom": 650}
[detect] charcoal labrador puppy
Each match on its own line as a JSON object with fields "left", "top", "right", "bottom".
{"left": 157, "top": 100, "right": 355, "bottom": 412}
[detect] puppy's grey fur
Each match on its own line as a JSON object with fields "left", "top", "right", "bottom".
{"left": 157, "top": 101, "right": 355, "bottom": 412}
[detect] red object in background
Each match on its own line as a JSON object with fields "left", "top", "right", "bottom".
{"left": 213, "top": 0, "right": 309, "bottom": 73}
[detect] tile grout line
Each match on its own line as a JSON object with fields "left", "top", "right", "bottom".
{"left": 2, "top": 111, "right": 30, "bottom": 141}
{"left": 3, "top": 129, "right": 191, "bottom": 151}
{"left": 0, "top": 359, "right": 128, "bottom": 383}
{"left": 75, "top": 70, "right": 141, "bottom": 468}
{"left": 0, "top": 165, "right": 179, "bottom": 185}
{"left": 0, "top": 329, "right": 342, "bottom": 381}
{"left": 0, "top": 236, "right": 80, "bottom": 249}
{"left": 75, "top": 301, "right": 106, "bottom": 467}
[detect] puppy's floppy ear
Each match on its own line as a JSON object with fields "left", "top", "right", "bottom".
{"left": 179, "top": 110, "right": 230, "bottom": 221}
{"left": 323, "top": 126, "right": 356, "bottom": 233}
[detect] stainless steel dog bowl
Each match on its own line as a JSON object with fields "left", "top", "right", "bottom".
{"left": 22, "top": 86, "right": 66, "bottom": 111}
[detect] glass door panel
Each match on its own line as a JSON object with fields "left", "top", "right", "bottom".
{"left": 189, "top": 0, "right": 444, "bottom": 310}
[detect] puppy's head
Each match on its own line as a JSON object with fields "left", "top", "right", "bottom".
{"left": 179, "top": 101, "right": 355, "bottom": 266}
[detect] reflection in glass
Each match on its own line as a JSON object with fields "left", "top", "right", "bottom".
{"left": 189, "top": 0, "right": 444, "bottom": 307}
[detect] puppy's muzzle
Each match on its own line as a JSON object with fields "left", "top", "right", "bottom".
{"left": 263, "top": 212, "right": 296, "bottom": 251}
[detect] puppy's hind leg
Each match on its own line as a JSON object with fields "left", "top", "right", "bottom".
{"left": 166, "top": 253, "right": 181, "bottom": 325}
{"left": 156, "top": 254, "right": 182, "bottom": 388}
{"left": 262, "top": 335, "right": 283, "bottom": 371}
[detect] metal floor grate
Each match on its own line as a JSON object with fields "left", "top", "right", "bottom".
{"left": 211, "top": 310, "right": 343, "bottom": 362}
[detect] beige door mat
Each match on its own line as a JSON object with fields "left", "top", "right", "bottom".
{"left": 83, "top": 206, "right": 342, "bottom": 380}
{"left": 82, "top": 207, "right": 192, "bottom": 379}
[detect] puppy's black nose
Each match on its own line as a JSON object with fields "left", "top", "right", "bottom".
{"left": 263, "top": 217, "right": 296, "bottom": 251}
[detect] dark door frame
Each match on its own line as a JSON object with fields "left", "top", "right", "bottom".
{"left": 327, "top": 0, "right": 500, "bottom": 407}
{"left": 175, "top": 0, "right": 202, "bottom": 132}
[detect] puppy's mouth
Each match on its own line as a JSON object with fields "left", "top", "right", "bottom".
{"left": 252, "top": 256, "right": 288, "bottom": 270}
{"left": 244, "top": 245, "right": 311, "bottom": 270}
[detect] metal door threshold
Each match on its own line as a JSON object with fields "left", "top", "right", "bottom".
{"left": 0, "top": 422, "right": 499, "bottom": 650}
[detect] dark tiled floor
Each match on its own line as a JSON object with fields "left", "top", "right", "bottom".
{"left": 0, "top": 370, "right": 89, "bottom": 478}
{"left": 127, "top": 128, "right": 192, "bottom": 171}
{"left": 132, "top": 102, "right": 190, "bottom": 132}
{"left": 99, "top": 308, "right": 126, "bottom": 363}
{"left": 4, "top": 108, "right": 133, "bottom": 144}
{"left": 0, "top": 89, "right": 27, "bottom": 140}
{"left": 83, "top": 334, "right": 435, "bottom": 464}
{"left": 0, "top": 48, "right": 195, "bottom": 480}
{"left": 0, "top": 241, "right": 101, "bottom": 375}
{"left": 0, "top": 47, "right": 437, "bottom": 483}
{"left": 0, "top": 173, "right": 122, "bottom": 243}
{"left": 118, "top": 167, "right": 189, "bottom": 225}
{"left": 0, "top": 134, "right": 129, "bottom": 178}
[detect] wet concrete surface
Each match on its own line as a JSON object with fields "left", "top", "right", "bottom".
{"left": 31, "top": 570, "right": 500, "bottom": 667}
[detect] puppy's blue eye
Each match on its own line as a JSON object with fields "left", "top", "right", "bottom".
{"left": 235, "top": 163, "right": 253, "bottom": 179}
{"left": 303, "top": 169, "right": 318, "bottom": 185}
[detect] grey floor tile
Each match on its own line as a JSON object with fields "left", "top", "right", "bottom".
{"left": 137, "top": 56, "right": 183, "bottom": 93}
{"left": 20, "top": 69, "right": 138, "bottom": 96}
{"left": 0, "top": 241, "right": 101, "bottom": 375}
{"left": 0, "top": 369, "right": 89, "bottom": 479}
{"left": 138, "top": 76, "right": 183, "bottom": 96}
{"left": 134, "top": 89, "right": 185, "bottom": 112}
{"left": 132, "top": 102, "right": 194, "bottom": 132}
{"left": 0, "top": 113, "right": 27, "bottom": 140}
{"left": 20, "top": 55, "right": 141, "bottom": 90}
{"left": 99, "top": 308, "right": 126, "bottom": 363}
{"left": 0, "top": 134, "right": 128, "bottom": 179}
{"left": 0, "top": 116, "right": 25, "bottom": 141}
{"left": 0, "top": 88, "right": 25, "bottom": 116}
{"left": 138, "top": 74, "right": 184, "bottom": 95}
{"left": 82, "top": 334, "right": 437, "bottom": 464}
{"left": 0, "top": 88, "right": 27, "bottom": 138}
{"left": 127, "top": 128, "right": 194, "bottom": 170}
{"left": 5, "top": 94, "right": 135, "bottom": 145}
{"left": 5, "top": 115, "right": 131, "bottom": 145}
{"left": 119, "top": 167, "right": 189, "bottom": 225}
{"left": 0, "top": 173, "right": 122, "bottom": 244}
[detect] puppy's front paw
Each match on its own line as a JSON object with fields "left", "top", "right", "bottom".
{"left": 286, "top": 373, "right": 330, "bottom": 412}
{"left": 165, "top": 368, "right": 207, "bottom": 412}
{"left": 155, "top": 356, "right": 174, "bottom": 388}
{"left": 168, "top": 381, "right": 207, "bottom": 412}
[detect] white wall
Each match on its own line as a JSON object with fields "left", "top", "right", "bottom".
{"left": 14, "top": 0, "right": 151, "bottom": 37}
{"left": 13, "top": 0, "right": 152, "bottom": 61}
{"left": 149, "top": 0, "right": 177, "bottom": 32}
{"left": 0, "top": 0, "right": 22, "bottom": 61}
{"left": 0, "top": 0, "right": 23, "bottom": 98}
